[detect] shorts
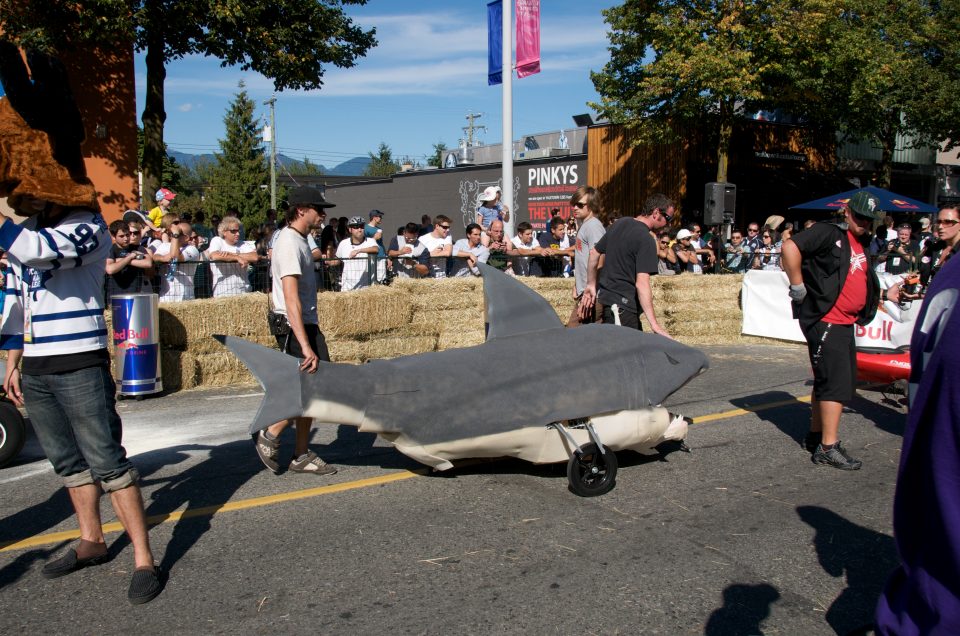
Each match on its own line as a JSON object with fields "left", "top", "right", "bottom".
{"left": 804, "top": 321, "right": 856, "bottom": 403}
{"left": 602, "top": 303, "right": 642, "bottom": 330}
{"left": 21, "top": 364, "right": 139, "bottom": 491}
{"left": 276, "top": 323, "right": 331, "bottom": 361}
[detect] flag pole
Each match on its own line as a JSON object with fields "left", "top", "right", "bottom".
{"left": 501, "top": 0, "right": 515, "bottom": 237}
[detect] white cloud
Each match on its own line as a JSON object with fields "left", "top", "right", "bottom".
{"left": 143, "top": 7, "right": 613, "bottom": 100}
{"left": 178, "top": 103, "right": 195, "bottom": 112}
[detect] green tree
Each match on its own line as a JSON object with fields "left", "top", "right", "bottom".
{"left": 289, "top": 157, "right": 325, "bottom": 176}
{"left": 363, "top": 142, "right": 400, "bottom": 177}
{"left": 0, "top": 1, "right": 376, "bottom": 200}
{"left": 204, "top": 83, "right": 270, "bottom": 230}
{"left": 427, "top": 141, "right": 448, "bottom": 168}
{"left": 788, "top": 0, "right": 958, "bottom": 187}
{"left": 590, "top": 0, "right": 819, "bottom": 183}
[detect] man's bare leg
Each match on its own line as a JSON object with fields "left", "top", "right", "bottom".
{"left": 109, "top": 485, "right": 155, "bottom": 569}
{"left": 266, "top": 418, "right": 292, "bottom": 439}
{"left": 67, "top": 484, "right": 107, "bottom": 548}
{"left": 816, "top": 399, "right": 843, "bottom": 446}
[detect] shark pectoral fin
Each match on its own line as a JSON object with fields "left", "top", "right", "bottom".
{"left": 213, "top": 335, "right": 304, "bottom": 434}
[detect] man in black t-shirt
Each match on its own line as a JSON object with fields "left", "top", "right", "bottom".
{"left": 106, "top": 220, "right": 154, "bottom": 299}
{"left": 578, "top": 194, "right": 673, "bottom": 335}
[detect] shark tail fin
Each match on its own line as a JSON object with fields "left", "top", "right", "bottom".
{"left": 214, "top": 335, "right": 304, "bottom": 435}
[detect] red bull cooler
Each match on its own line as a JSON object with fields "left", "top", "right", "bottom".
{"left": 111, "top": 293, "right": 162, "bottom": 396}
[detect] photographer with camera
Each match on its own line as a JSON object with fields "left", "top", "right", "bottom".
{"left": 879, "top": 224, "right": 919, "bottom": 275}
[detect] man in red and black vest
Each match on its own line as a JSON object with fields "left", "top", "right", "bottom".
{"left": 782, "top": 191, "right": 898, "bottom": 470}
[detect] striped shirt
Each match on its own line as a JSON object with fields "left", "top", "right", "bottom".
{"left": 0, "top": 208, "right": 110, "bottom": 357}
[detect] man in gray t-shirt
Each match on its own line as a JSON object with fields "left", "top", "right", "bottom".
{"left": 256, "top": 186, "right": 338, "bottom": 477}
{"left": 568, "top": 186, "right": 607, "bottom": 326}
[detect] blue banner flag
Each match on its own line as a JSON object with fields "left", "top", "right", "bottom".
{"left": 487, "top": 0, "right": 502, "bottom": 86}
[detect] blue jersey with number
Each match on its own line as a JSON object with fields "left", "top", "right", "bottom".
{"left": 0, "top": 208, "right": 110, "bottom": 357}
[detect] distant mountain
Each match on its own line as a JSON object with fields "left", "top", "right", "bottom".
{"left": 168, "top": 150, "right": 370, "bottom": 176}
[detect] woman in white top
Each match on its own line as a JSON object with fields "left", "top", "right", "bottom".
{"left": 205, "top": 215, "right": 259, "bottom": 297}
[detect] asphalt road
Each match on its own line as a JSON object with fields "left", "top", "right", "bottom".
{"left": 0, "top": 344, "right": 907, "bottom": 635}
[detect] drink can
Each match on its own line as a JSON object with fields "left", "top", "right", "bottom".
{"left": 111, "top": 293, "right": 162, "bottom": 396}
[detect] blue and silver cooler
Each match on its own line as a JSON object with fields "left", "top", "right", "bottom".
{"left": 111, "top": 293, "right": 162, "bottom": 396}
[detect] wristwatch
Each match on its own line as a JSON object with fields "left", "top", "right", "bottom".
{"left": 170, "top": 232, "right": 182, "bottom": 239}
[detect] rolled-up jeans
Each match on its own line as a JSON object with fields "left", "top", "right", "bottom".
{"left": 22, "top": 364, "right": 138, "bottom": 491}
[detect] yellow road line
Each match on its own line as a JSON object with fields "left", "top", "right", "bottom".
{"left": 1, "top": 469, "right": 426, "bottom": 552}
{"left": 0, "top": 395, "right": 809, "bottom": 553}
{"left": 692, "top": 394, "right": 811, "bottom": 424}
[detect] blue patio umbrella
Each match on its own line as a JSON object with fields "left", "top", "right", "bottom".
{"left": 789, "top": 185, "right": 937, "bottom": 214}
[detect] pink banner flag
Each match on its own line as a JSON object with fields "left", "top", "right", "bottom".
{"left": 515, "top": 0, "right": 540, "bottom": 79}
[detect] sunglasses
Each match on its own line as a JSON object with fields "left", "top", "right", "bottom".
{"left": 439, "top": 225, "right": 452, "bottom": 230}
{"left": 763, "top": 235, "right": 772, "bottom": 238}
{"left": 659, "top": 240, "right": 669, "bottom": 245}
{"left": 225, "top": 228, "right": 240, "bottom": 233}
{"left": 936, "top": 219, "right": 959, "bottom": 226}
{"left": 572, "top": 201, "right": 588, "bottom": 209}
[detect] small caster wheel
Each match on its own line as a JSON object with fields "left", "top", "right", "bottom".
{"left": 135, "top": 395, "right": 144, "bottom": 402}
{"left": 567, "top": 443, "right": 617, "bottom": 497}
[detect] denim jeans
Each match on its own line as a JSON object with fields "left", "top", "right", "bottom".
{"left": 22, "top": 364, "right": 137, "bottom": 491}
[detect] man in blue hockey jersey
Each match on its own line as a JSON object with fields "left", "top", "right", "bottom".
{"left": 0, "top": 197, "right": 164, "bottom": 605}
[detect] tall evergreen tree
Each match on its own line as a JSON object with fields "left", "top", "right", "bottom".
{"left": 206, "top": 83, "right": 270, "bottom": 230}
{"left": 363, "top": 142, "right": 400, "bottom": 177}
{"left": 427, "top": 141, "right": 448, "bottom": 168}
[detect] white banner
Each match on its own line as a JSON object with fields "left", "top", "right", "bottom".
{"left": 741, "top": 270, "right": 919, "bottom": 351}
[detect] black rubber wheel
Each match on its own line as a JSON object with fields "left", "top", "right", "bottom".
{"left": 567, "top": 443, "right": 617, "bottom": 497}
{"left": 0, "top": 399, "right": 26, "bottom": 469}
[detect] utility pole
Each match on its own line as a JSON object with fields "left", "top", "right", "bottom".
{"left": 500, "top": 0, "right": 515, "bottom": 237}
{"left": 263, "top": 97, "right": 277, "bottom": 210}
{"left": 463, "top": 112, "right": 487, "bottom": 147}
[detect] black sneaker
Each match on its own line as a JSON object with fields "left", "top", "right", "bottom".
{"left": 803, "top": 431, "right": 822, "bottom": 454}
{"left": 812, "top": 441, "right": 862, "bottom": 470}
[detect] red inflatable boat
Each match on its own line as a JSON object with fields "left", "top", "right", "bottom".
{"left": 856, "top": 348, "right": 911, "bottom": 384}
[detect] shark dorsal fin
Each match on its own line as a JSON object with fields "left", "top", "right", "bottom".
{"left": 477, "top": 263, "right": 564, "bottom": 340}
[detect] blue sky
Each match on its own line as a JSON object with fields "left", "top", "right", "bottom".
{"left": 135, "top": 1, "right": 617, "bottom": 169}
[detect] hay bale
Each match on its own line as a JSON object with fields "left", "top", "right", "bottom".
{"left": 194, "top": 351, "right": 255, "bottom": 387}
{"left": 411, "top": 307, "right": 484, "bottom": 332}
{"left": 655, "top": 275, "right": 743, "bottom": 304}
{"left": 328, "top": 339, "right": 365, "bottom": 363}
{"left": 438, "top": 329, "right": 485, "bottom": 350}
{"left": 155, "top": 293, "right": 271, "bottom": 351}
{"left": 161, "top": 349, "right": 198, "bottom": 391}
{"left": 394, "top": 277, "right": 483, "bottom": 310}
{"left": 317, "top": 285, "right": 413, "bottom": 337}
{"left": 362, "top": 334, "right": 438, "bottom": 360}
{"left": 661, "top": 305, "right": 742, "bottom": 323}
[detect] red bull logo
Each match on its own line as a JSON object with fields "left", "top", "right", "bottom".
{"left": 114, "top": 327, "right": 151, "bottom": 342}
{"left": 855, "top": 321, "right": 893, "bottom": 342}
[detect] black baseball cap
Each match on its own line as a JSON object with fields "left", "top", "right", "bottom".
{"left": 287, "top": 186, "right": 336, "bottom": 209}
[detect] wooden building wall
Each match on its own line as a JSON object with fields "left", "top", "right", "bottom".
{"left": 587, "top": 121, "right": 839, "bottom": 221}
{"left": 587, "top": 125, "right": 689, "bottom": 218}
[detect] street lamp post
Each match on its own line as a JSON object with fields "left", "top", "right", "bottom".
{"left": 263, "top": 97, "right": 277, "bottom": 211}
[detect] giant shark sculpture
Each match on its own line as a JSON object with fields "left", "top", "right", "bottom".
{"left": 217, "top": 263, "right": 709, "bottom": 495}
